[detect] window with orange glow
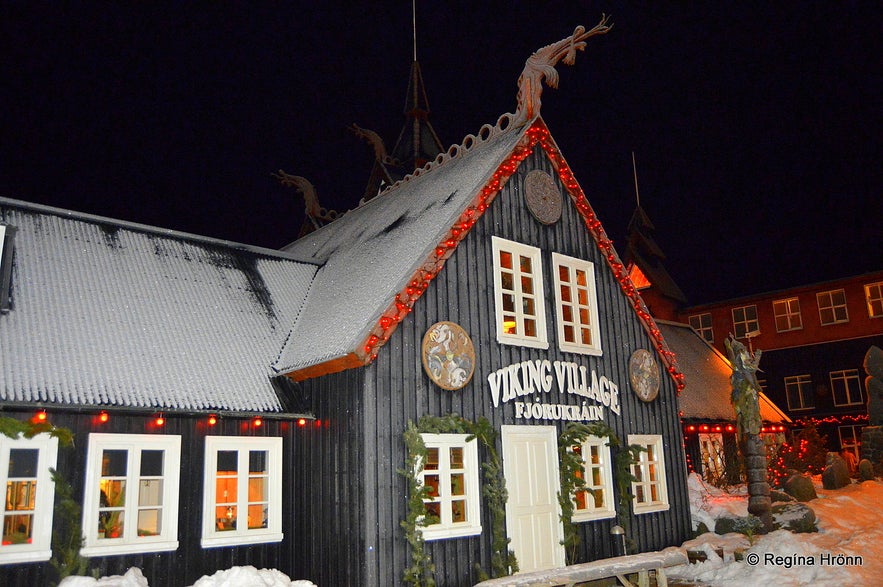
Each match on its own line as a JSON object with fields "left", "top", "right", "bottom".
{"left": 0, "top": 433, "right": 58, "bottom": 564}
{"left": 80, "top": 433, "right": 181, "bottom": 557}
{"left": 571, "top": 436, "right": 615, "bottom": 522}
{"left": 817, "top": 289, "right": 849, "bottom": 325}
{"left": 773, "top": 297, "right": 803, "bottom": 332}
{"left": 201, "top": 436, "right": 282, "bottom": 548}
{"left": 688, "top": 313, "right": 714, "bottom": 344}
{"left": 628, "top": 435, "right": 669, "bottom": 514}
{"left": 552, "top": 252, "right": 602, "bottom": 356}
{"left": 866, "top": 282, "right": 883, "bottom": 318}
{"left": 491, "top": 237, "right": 548, "bottom": 350}
{"left": 418, "top": 434, "right": 481, "bottom": 541}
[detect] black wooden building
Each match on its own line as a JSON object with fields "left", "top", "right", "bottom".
{"left": 2, "top": 79, "right": 697, "bottom": 587}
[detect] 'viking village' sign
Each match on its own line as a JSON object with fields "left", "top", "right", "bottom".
{"left": 487, "top": 359, "right": 622, "bottom": 422}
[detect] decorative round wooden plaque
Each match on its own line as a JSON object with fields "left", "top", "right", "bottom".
{"left": 421, "top": 321, "right": 476, "bottom": 390}
{"left": 629, "top": 349, "right": 660, "bottom": 402}
{"left": 524, "top": 169, "right": 563, "bottom": 225}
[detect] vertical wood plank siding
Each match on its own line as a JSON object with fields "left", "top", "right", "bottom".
{"left": 320, "top": 148, "right": 693, "bottom": 586}
{"left": 0, "top": 409, "right": 305, "bottom": 587}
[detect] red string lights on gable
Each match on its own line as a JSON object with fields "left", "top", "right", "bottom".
{"left": 357, "top": 118, "right": 686, "bottom": 393}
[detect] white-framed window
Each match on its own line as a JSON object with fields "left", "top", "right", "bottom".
{"left": 784, "top": 375, "right": 814, "bottom": 411}
{"left": 773, "top": 297, "right": 802, "bottom": 332}
{"left": 552, "top": 252, "right": 602, "bottom": 356}
{"left": 81, "top": 433, "right": 181, "bottom": 557}
{"left": 688, "top": 313, "right": 714, "bottom": 344}
{"left": 731, "top": 305, "right": 759, "bottom": 339}
{"left": 628, "top": 435, "right": 669, "bottom": 514}
{"left": 0, "top": 224, "right": 15, "bottom": 313}
{"left": 817, "top": 289, "right": 848, "bottom": 325}
{"left": 830, "top": 369, "right": 863, "bottom": 406}
{"left": 491, "top": 237, "right": 548, "bottom": 349}
{"left": 839, "top": 426, "right": 861, "bottom": 463}
{"left": 202, "top": 436, "right": 283, "bottom": 548}
{"left": 0, "top": 433, "right": 58, "bottom": 565}
{"left": 865, "top": 282, "right": 883, "bottom": 318}
{"left": 571, "top": 436, "right": 615, "bottom": 521}
{"left": 418, "top": 434, "right": 481, "bottom": 541}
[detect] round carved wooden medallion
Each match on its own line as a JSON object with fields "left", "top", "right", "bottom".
{"left": 524, "top": 169, "right": 563, "bottom": 225}
{"left": 421, "top": 321, "right": 476, "bottom": 390}
{"left": 629, "top": 349, "right": 660, "bottom": 402}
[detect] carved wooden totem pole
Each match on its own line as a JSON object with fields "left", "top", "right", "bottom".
{"left": 725, "top": 334, "right": 772, "bottom": 528}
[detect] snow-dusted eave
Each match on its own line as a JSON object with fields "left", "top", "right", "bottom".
{"left": 282, "top": 116, "right": 685, "bottom": 393}
{"left": 0, "top": 196, "right": 321, "bottom": 266}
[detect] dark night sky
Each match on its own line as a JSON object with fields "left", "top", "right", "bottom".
{"left": 1, "top": 2, "right": 880, "bottom": 305}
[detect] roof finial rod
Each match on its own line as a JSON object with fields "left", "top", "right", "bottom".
{"left": 412, "top": 0, "right": 417, "bottom": 62}
{"left": 632, "top": 151, "right": 641, "bottom": 208}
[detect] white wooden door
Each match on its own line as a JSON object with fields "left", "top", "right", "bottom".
{"left": 501, "top": 425, "right": 566, "bottom": 573}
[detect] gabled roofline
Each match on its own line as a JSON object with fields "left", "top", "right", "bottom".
{"left": 284, "top": 117, "right": 686, "bottom": 393}
{"left": 0, "top": 197, "right": 321, "bottom": 266}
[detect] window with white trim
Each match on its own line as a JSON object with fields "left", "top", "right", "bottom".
{"left": 817, "top": 289, "right": 848, "bottom": 325}
{"left": 865, "top": 282, "right": 883, "bottom": 318}
{"left": 731, "top": 305, "right": 759, "bottom": 339}
{"left": 571, "top": 436, "right": 615, "bottom": 521}
{"left": 839, "top": 426, "right": 861, "bottom": 462}
{"left": 81, "top": 433, "right": 181, "bottom": 557}
{"left": 784, "top": 375, "right": 814, "bottom": 411}
{"left": 418, "top": 434, "right": 481, "bottom": 540}
{"left": 628, "top": 435, "right": 669, "bottom": 514}
{"left": 830, "top": 369, "right": 863, "bottom": 407}
{"left": 552, "top": 252, "right": 602, "bottom": 356}
{"left": 773, "top": 297, "right": 802, "bottom": 332}
{"left": 202, "top": 436, "right": 283, "bottom": 548}
{"left": 491, "top": 237, "right": 548, "bottom": 349}
{"left": 688, "top": 313, "right": 713, "bottom": 344}
{"left": 0, "top": 433, "right": 58, "bottom": 565}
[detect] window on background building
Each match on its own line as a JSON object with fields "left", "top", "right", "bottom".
{"left": 817, "top": 289, "right": 849, "bottom": 325}
{"left": 0, "top": 434, "right": 58, "bottom": 565}
{"left": 570, "top": 436, "right": 615, "bottom": 522}
{"left": 418, "top": 434, "right": 481, "bottom": 540}
{"left": 628, "top": 435, "right": 669, "bottom": 514}
{"left": 839, "top": 426, "right": 861, "bottom": 464}
{"left": 866, "top": 282, "right": 883, "bottom": 318}
{"left": 830, "top": 369, "right": 863, "bottom": 407}
{"left": 491, "top": 237, "right": 548, "bottom": 349}
{"left": 784, "top": 375, "right": 814, "bottom": 411}
{"left": 202, "top": 436, "right": 283, "bottom": 548}
{"left": 81, "top": 434, "right": 181, "bottom": 557}
{"left": 552, "top": 252, "right": 602, "bottom": 356}
{"left": 731, "top": 305, "right": 759, "bottom": 339}
{"left": 773, "top": 297, "right": 802, "bottom": 332}
{"left": 689, "top": 313, "right": 714, "bottom": 343}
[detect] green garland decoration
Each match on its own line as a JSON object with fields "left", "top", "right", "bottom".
{"left": 399, "top": 414, "right": 517, "bottom": 586}
{"left": 0, "top": 415, "right": 89, "bottom": 584}
{"left": 557, "top": 422, "right": 643, "bottom": 561}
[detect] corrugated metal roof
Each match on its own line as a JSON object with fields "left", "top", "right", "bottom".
{"left": 273, "top": 118, "right": 529, "bottom": 373}
{"left": 659, "top": 321, "right": 789, "bottom": 423}
{"left": 0, "top": 199, "right": 318, "bottom": 412}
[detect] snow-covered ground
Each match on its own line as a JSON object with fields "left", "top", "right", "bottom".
{"left": 668, "top": 473, "right": 883, "bottom": 586}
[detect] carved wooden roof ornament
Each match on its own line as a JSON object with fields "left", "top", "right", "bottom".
{"left": 273, "top": 170, "right": 339, "bottom": 231}
{"left": 515, "top": 14, "right": 612, "bottom": 124}
{"left": 349, "top": 123, "right": 399, "bottom": 166}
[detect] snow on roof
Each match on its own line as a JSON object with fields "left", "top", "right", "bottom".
{"left": 0, "top": 199, "right": 317, "bottom": 413}
{"left": 659, "top": 321, "right": 789, "bottom": 423}
{"left": 273, "top": 116, "right": 529, "bottom": 373}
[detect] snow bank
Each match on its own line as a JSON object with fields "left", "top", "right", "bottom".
{"left": 669, "top": 475, "right": 883, "bottom": 586}
{"left": 59, "top": 566, "right": 316, "bottom": 587}
{"left": 189, "top": 566, "right": 316, "bottom": 587}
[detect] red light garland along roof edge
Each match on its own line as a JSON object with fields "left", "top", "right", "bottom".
{"left": 356, "top": 117, "right": 686, "bottom": 394}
